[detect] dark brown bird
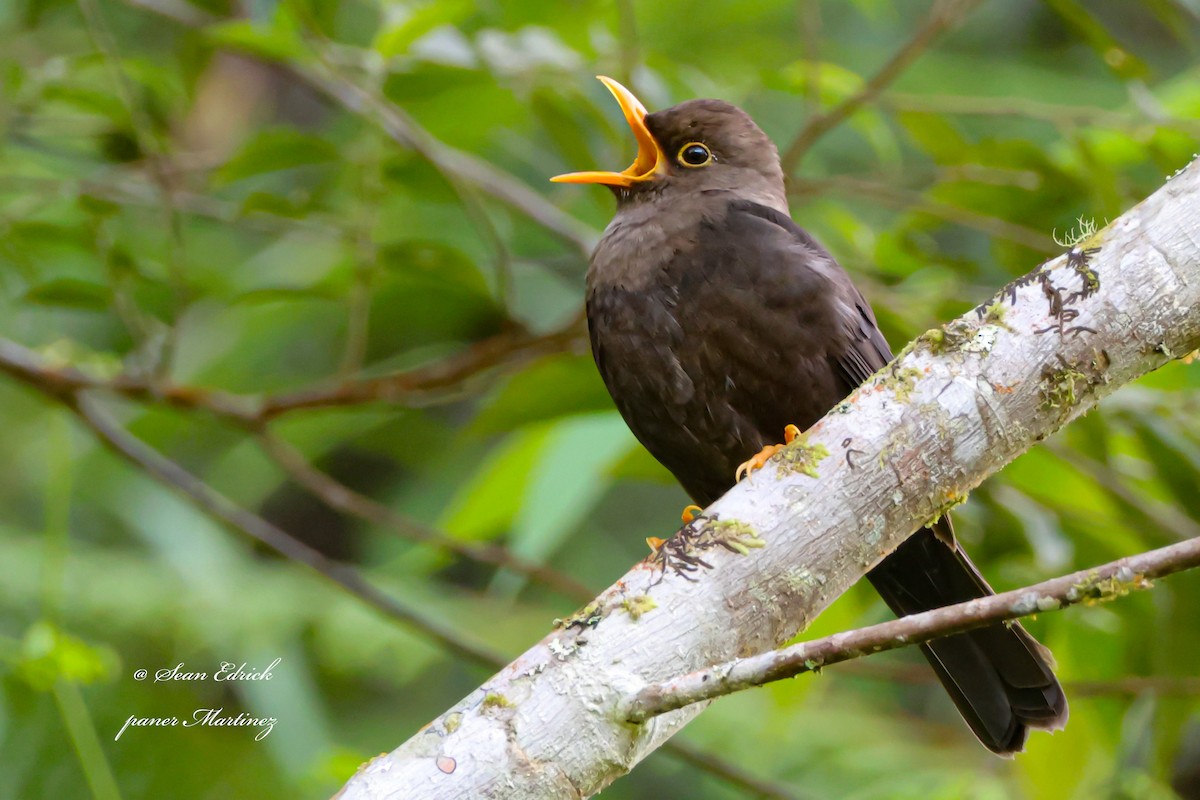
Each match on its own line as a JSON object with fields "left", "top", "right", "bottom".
{"left": 553, "top": 77, "right": 1068, "bottom": 754}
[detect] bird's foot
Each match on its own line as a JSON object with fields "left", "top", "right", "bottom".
{"left": 681, "top": 504, "right": 703, "bottom": 523}
{"left": 735, "top": 424, "right": 802, "bottom": 481}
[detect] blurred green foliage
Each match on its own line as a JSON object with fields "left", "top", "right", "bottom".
{"left": 2, "top": 0, "right": 1200, "bottom": 798}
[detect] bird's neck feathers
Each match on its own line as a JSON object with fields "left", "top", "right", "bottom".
{"left": 587, "top": 181, "right": 787, "bottom": 293}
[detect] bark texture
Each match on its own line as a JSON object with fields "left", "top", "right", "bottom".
{"left": 337, "top": 158, "right": 1200, "bottom": 799}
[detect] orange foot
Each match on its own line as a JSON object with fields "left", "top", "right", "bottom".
{"left": 736, "top": 424, "right": 802, "bottom": 482}
{"left": 681, "top": 504, "right": 703, "bottom": 523}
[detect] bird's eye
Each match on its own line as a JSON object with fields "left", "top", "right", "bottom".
{"left": 677, "top": 142, "right": 712, "bottom": 168}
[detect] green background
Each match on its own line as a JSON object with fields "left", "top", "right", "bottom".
{"left": 2, "top": 0, "right": 1200, "bottom": 797}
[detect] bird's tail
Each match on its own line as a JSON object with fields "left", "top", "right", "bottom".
{"left": 865, "top": 525, "right": 1068, "bottom": 755}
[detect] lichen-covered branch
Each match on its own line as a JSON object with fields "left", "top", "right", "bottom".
{"left": 339, "top": 158, "right": 1200, "bottom": 800}
{"left": 624, "top": 534, "right": 1200, "bottom": 722}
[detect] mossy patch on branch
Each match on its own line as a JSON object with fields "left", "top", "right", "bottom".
{"left": 777, "top": 435, "right": 831, "bottom": 478}
{"left": 1039, "top": 353, "right": 1108, "bottom": 419}
{"left": 554, "top": 601, "right": 603, "bottom": 631}
{"left": 1068, "top": 567, "right": 1151, "bottom": 604}
{"left": 482, "top": 692, "right": 515, "bottom": 710}
{"left": 883, "top": 365, "right": 925, "bottom": 403}
{"left": 621, "top": 594, "right": 657, "bottom": 620}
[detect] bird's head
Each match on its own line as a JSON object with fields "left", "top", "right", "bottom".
{"left": 552, "top": 77, "right": 786, "bottom": 212}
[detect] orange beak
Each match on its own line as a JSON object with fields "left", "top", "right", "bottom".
{"left": 551, "top": 76, "right": 665, "bottom": 187}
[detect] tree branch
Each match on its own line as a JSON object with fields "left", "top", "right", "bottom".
{"left": 256, "top": 313, "right": 587, "bottom": 418}
{"left": 120, "top": 0, "right": 600, "bottom": 258}
{"left": 883, "top": 92, "right": 1200, "bottom": 135}
{"left": 780, "top": 0, "right": 981, "bottom": 174}
{"left": 624, "top": 534, "right": 1200, "bottom": 721}
{"left": 338, "top": 159, "right": 1200, "bottom": 799}
{"left": 0, "top": 315, "right": 586, "bottom": 425}
{"left": 791, "top": 174, "right": 1058, "bottom": 252}
{"left": 256, "top": 430, "right": 594, "bottom": 601}
{"left": 66, "top": 393, "right": 506, "bottom": 670}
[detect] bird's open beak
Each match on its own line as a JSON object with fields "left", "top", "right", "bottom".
{"left": 550, "top": 76, "right": 665, "bottom": 187}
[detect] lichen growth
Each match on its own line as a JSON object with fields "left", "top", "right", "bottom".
{"left": 777, "top": 435, "right": 831, "bottom": 478}
{"left": 648, "top": 514, "right": 768, "bottom": 581}
{"left": 981, "top": 300, "right": 1008, "bottom": 326}
{"left": 621, "top": 594, "right": 657, "bottom": 620}
{"left": 784, "top": 567, "right": 827, "bottom": 595}
{"left": 927, "top": 490, "right": 969, "bottom": 525}
{"left": 884, "top": 366, "right": 925, "bottom": 403}
{"left": 1067, "top": 568, "right": 1151, "bottom": 604}
{"left": 482, "top": 692, "right": 514, "bottom": 710}
{"left": 1040, "top": 363, "right": 1089, "bottom": 411}
{"left": 548, "top": 637, "right": 579, "bottom": 660}
{"left": 554, "top": 601, "right": 603, "bottom": 630}
{"left": 920, "top": 327, "right": 947, "bottom": 353}
{"left": 706, "top": 519, "right": 766, "bottom": 554}
{"left": 1052, "top": 216, "right": 1099, "bottom": 249}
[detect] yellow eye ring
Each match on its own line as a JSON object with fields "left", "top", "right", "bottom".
{"left": 677, "top": 142, "right": 712, "bottom": 168}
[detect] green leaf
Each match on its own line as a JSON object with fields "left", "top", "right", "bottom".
{"left": 436, "top": 427, "right": 551, "bottom": 542}
{"left": 508, "top": 413, "right": 633, "bottom": 562}
{"left": 372, "top": 0, "right": 474, "bottom": 58}
{"left": 204, "top": 19, "right": 307, "bottom": 62}
{"left": 15, "top": 621, "right": 120, "bottom": 691}
{"left": 471, "top": 354, "right": 613, "bottom": 435}
{"left": 23, "top": 278, "right": 112, "bottom": 311}
{"left": 216, "top": 128, "right": 340, "bottom": 185}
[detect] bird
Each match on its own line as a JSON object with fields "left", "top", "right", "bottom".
{"left": 552, "top": 76, "right": 1068, "bottom": 755}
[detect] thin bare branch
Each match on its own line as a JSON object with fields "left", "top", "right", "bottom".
{"left": 1045, "top": 441, "right": 1200, "bottom": 541}
{"left": 119, "top": 0, "right": 599, "bottom": 256}
{"left": 833, "top": 660, "right": 1200, "bottom": 697}
{"left": 68, "top": 393, "right": 505, "bottom": 670}
{"left": 0, "top": 315, "right": 586, "bottom": 425}
{"left": 257, "top": 430, "right": 594, "bottom": 600}
{"left": 257, "top": 313, "right": 588, "bottom": 418}
{"left": 659, "top": 738, "right": 811, "bottom": 800}
{"left": 624, "top": 535, "right": 1200, "bottom": 722}
{"left": 780, "top": 0, "right": 982, "bottom": 173}
{"left": 0, "top": 334, "right": 797, "bottom": 800}
{"left": 791, "top": 174, "right": 1058, "bottom": 252}
{"left": 298, "top": 59, "right": 598, "bottom": 258}
{"left": 884, "top": 92, "right": 1200, "bottom": 135}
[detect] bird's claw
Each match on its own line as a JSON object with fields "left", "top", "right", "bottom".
{"left": 735, "top": 424, "right": 802, "bottom": 481}
{"left": 681, "top": 504, "right": 703, "bottom": 523}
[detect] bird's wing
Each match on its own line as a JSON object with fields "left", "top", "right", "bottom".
{"left": 728, "top": 200, "right": 956, "bottom": 545}
{"left": 726, "top": 200, "right": 892, "bottom": 390}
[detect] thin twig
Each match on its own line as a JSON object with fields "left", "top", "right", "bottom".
{"left": 76, "top": 0, "right": 190, "bottom": 378}
{"left": 832, "top": 660, "right": 1200, "bottom": 697}
{"left": 780, "top": 0, "right": 982, "bottom": 174}
{"left": 257, "top": 430, "right": 594, "bottom": 600}
{"left": 299, "top": 59, "right": 598, "bottom": 258}
{"left": 624, "top": 535, "right": 1200, "bottom": 722}
{"left": 791, "top": 174, "right": 1058, "bottom": 252}
{"left": 338, "top": 147, "right": 384, "bottom": 378}
{"left": 1044, "top": 442, "right": 1200, "bottom": 541}
{"left": 257, "top": 311, "right": 588, "bottom": 418}
{"left": 0, "top": 317, "right": 587, "bottom": 424}
{"left": 614, "top": 0, "right": 641, "bottom": 91}
{"left": 118, "top": 0, "right": 599, "bottom": 257}
{"left": 70, "top": 393, "right": 505, "bottom": 670}
{"left": 659, "top": 738, "right": 812, "bottom": 800}
{"left": 797, "top": 0, "right": 823, "bottom": 113}
{"left": 883, "top": 92, "right": 1200, "bottom": 135}
{"left": 2, "top": 173, "right": 344, "bottom": 237}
